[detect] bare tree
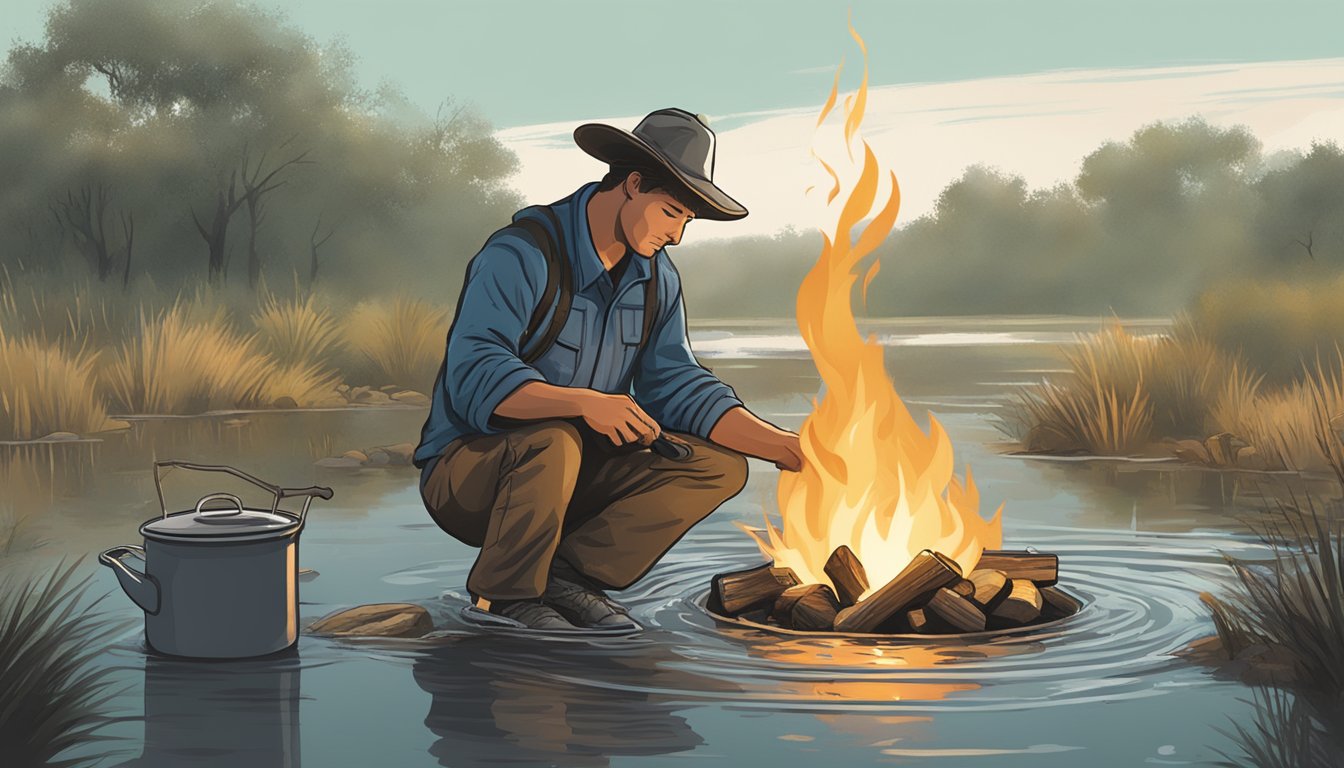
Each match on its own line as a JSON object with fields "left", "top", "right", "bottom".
{"left": 1294, "top": 231, "right": 1316, "bottom": 261}
{"left": 54, "top": 183, "right": 116, "bottom": 281}
{"left": 119, "top": 211, "right": 134, "bottom": 289}
{"left": 192, "top": 141, "right": 310, "bottom": 285}
{"left": 240, "top": 140, "right": 312, "bottom": 288}
{"left": 308, "top": 214, "right": 335, "bottom": 290}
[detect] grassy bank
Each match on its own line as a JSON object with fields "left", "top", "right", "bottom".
{"left": 1007, "top": 277, "right": 1344, "bottom": 474}
{"left": 0, "top": 275, "right": 449, "bottom": 441}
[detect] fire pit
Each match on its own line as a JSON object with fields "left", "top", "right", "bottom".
{"left": 708, "top": 546, "right": 1082, "bottom": 637}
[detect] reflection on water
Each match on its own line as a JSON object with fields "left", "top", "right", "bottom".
{"left": 115, "top": 652, "right": 303, "bottom": 768}
{"left": 4, "top": 317, "right": 1290, "bottom": 766}
{"left": 412, "top": 635, "right": 714, "bottom": 767}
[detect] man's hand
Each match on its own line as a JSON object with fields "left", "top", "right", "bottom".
{"left": 770, "top": 432, "right": 804, "bottom": 472}
{"left": 578, "top": 391, "right": 662, "bottom": 447}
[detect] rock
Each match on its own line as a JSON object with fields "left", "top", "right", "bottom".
{"left": 1235, "top": 445, "right": 1264, "bottom": 469}
{"left": 314, "top": 457, "right": 363, "bottom": 469}
{"left": 1203, "top": 432, "right": 1247, "bottom": 466}
{"left": 273, "top": 396, "right": 299, "bottom": 409}
{"left": 298, "top": 568, "right": 319, "bottom": 582}
{"left": 101, "top": 419, "right": 132, "bottom": 432}
{"left": 336, "top": 384, "right": 351, "bottom": 394}
{"left": 308, "top": 603, "right": 433, "bottom": 638}
{"left": 364, "top": 448, "right": 391, "bottom": 466}
{"left": 381, "top": 442, "right": 415, "bottom": 465}
{"left": 340, "top": 450, "right": 369, "bottom": 462}
{"left": 355, "top": 389, "right": 391, "bottom": 405}
{"left": 40, "top": 431, "right": 81, "bottom": 441}
{"left": 391, "top": 390, "right": 431, "bottom": 406}
{"left": 1170, "top": 439, "right": 1210, "bottom": 465}
{"left": 379, "top": 385, "right": 400, "bottom": 393}
{"left": 348, "top": 386, "right": 370, "bottom": 402}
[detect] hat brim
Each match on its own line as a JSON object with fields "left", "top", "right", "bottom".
{"left": 573, "top": 123, "right": 748, "bottom": 221}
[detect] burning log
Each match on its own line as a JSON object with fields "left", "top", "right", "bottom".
{"left": 772, "top": 584, "right": 841, "bottom": 631}
{"left": 967, "top": 569, "right": 1010, "bottom": 609}
{"left": 990, "top": 579, "right": 1043, "bottom": 626}
{"left": 1040, "top": 586, "right": 1083, "bottom": 619}
{"left": 823, "top": 545, "right": 870, "bottom": 607}
{"left": 833, "top": 550, "right": 961, "bottom": 633}
{"left": 906, "top": 608, "right": 933, "bottom": 634}
{"left": 974, "top": 551, "right": 1058, "bottom": 586}
{"left": 950, "top": 578, "right": 976, "bottom": 599}
{"left": 926, "top": 587, "right": 987, "bottom": 633}
{"left": 712, "top": 563, "right": 800, "bottom": 615}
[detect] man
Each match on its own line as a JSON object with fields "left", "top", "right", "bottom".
{"left": 415, "top": 107, "right": 803, "bottom": 631}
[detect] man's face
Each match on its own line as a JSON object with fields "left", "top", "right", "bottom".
{"left": 618, "top": 172, "right": 696, "bottom": 258}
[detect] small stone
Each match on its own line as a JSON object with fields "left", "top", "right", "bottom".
{"left": 308, "top": 603, "right": 433, "bottom": 638}
{"left": 298, "top": 568, "right": 319, "bottom": 582}
{"left": 355, "top": 389, "right": 391, "bottom": 405}
{"left": 381, "top": 442, "right": 415, "bottom": 465}
{"left": 335, "top": 384, "right": 351, "bottom": 394}
{"left": 315, "top": 457, "right": 363, "bottom": 469}
{"left": 348, "top": 386, "right": 370, "bottom": 401}
{"left": 340, "top": 450, "right": 369, "bottom": 462}
{"left": 273, "top": 396, "right": 298, "bottom": 409}
{"left": 379, "top": 384, "right": 400, "bottom": 392}
{"left": 364, "top": 448, "right": 391, "bottom": 466}
{"left": 390, "top": 390, "right": 431, "bottom": 406}
{"left": 41, "top": 431, "right": 81, "bottom": 441}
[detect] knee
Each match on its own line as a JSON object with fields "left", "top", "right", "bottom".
{"left": 689, "top": 441, "right": 749, "bottom": 499}
{"left": 506, "top": 420, "right": 582, "bottom": 463}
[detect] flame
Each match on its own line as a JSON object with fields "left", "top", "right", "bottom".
{"left": 742, "top": 20, "right": 1002, "bottom": 598}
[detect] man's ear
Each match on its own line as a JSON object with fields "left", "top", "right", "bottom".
{"left": 623, "top": 171, "right": 642, "bottom": 200}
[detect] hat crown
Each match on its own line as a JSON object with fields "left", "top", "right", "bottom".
{"left": 632, "top": 108, "right": 715, "bottom": 182}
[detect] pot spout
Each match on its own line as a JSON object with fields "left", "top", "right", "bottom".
{"left": 98, "top": 546, "right": 161, "bottom": 615}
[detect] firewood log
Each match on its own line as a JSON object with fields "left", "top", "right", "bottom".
{"left": 906, "top": 608, "right": 932, "bottom": 633}
{"left": 771, "top": 584, "right": 841, "bottom": 631}
{"left": 1040, "top": 586, "right": 1083, "bottom": 619}
{"left": 824, "top": 545, "right": 870, "bottom": 607}
{"left": 833, "top": 550, "right": 962, "bottom": 633}
{"left": 926, "top": 587, "right": 987, "bottom": 632}
{"left": 950, "top": 578, "right": 976, "bottom": 599}
{"left": 974, "top": 550, "right": 1058, "bottom": 586}
{"left": 967, "top": 569, "right": 1010, "bottom": 609}
{"left": 990, "top": 579, "right": 1043, "bottom": 626}
{"left": 712, "top": 563, "right": 800, "bottom": 615}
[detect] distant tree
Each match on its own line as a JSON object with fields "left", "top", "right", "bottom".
{"left": 0, "top": 0, "right": 520, "bottom": 294}
{"left": 1254, "top": 142, "right": 1344, "bottom": 267}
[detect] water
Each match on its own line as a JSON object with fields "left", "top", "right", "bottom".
{"left": 8, "top": 316, "right": 1282, "bottom": 767}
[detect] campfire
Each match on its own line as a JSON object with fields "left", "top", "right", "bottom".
{"left": 708, "top": 23, "right": 1080, "bottom": 636}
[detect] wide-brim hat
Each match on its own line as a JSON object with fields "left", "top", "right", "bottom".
{"left": 574, "top": 108, "right": 748, "bottom": 221}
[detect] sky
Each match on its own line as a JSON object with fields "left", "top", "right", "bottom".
{"left": 6, "top": 0, "right": 1344, "bottom": 237}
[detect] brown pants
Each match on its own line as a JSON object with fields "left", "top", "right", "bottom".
{"left": 419, "top": 419, "right": 748, "bottom": 601}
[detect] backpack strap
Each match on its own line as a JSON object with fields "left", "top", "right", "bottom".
{"left": 510, "top": 207, "right": 573, "bottom": 364}
{"left": 639, "top": 256, "right": 659, "bottom": 351}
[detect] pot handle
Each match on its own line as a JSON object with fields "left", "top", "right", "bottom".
{"left": 154, "top": 460, "right": 334, "bottom": 522}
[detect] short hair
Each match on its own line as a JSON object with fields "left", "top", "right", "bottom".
{"left": 597, "top": 165, "right": 704, "bottom": 215}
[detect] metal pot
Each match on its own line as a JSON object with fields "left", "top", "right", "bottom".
{"left": 99, "top": 461, "right": 333, "bottom": 659}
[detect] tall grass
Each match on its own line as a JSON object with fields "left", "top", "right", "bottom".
{"left": 101, "top": 303, "right": 338, "bottom": 414}
{"left": 1007, "top": 320, "right": 1238, "bottom": 454}
{"left": 342, "top": 296, "right": 448, "bottom": 390}
{"left": 0, "top": 561, "right": 126, "bottom": 767}
{"left": 1210, "top": 355, "right": 1344, "bottom": 473}
{"left": 0, "top": 328, "right": 114, "bottom": 440}
{"left": 253, "top": 290, "right": 345, "bottom": 369}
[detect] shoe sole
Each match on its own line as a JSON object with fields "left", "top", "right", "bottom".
{"left": 462, "top": 607, "right": 639, "bottom": 637}
{"left": 459, "top": 605, "right": 640, "bottom": 636}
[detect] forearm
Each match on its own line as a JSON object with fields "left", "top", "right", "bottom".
{"left": 493, "top": 380, "right": 594, "bottom": 421}
{"left": 708, "top": 405, "right": 795, "bottom": 462}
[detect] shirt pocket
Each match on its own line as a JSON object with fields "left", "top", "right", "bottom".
{"left": 536, "top": 306, "right": 585, "bottom": 386}
{"left": 619, "top": 305, "right": 644, "bottom": 346}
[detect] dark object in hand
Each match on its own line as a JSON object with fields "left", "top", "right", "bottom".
{"left": 650, "top": 434, "right": 693, "bottom": 461}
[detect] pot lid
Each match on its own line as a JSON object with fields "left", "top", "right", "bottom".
{"left": 141, "top": 493, "right": 301, "bottom": 541}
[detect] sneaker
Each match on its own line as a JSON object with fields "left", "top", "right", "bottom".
{"left": 545, "top": 560, "right": 642, "bottom": 632}
{"left": 486, "top": 598, "right": 581, "bottom": 631}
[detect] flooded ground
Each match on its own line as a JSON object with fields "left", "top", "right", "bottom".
{"left": 7, "top": 316, "right": 1287, "bottom": 767}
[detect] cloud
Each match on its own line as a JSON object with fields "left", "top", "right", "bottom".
{"left": 497, "top": 58, "right": 1344, "bottom": 240}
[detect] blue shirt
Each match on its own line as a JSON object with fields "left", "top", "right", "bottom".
{"left": 413, "top": 181, "right": 744, "bottom": 472}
